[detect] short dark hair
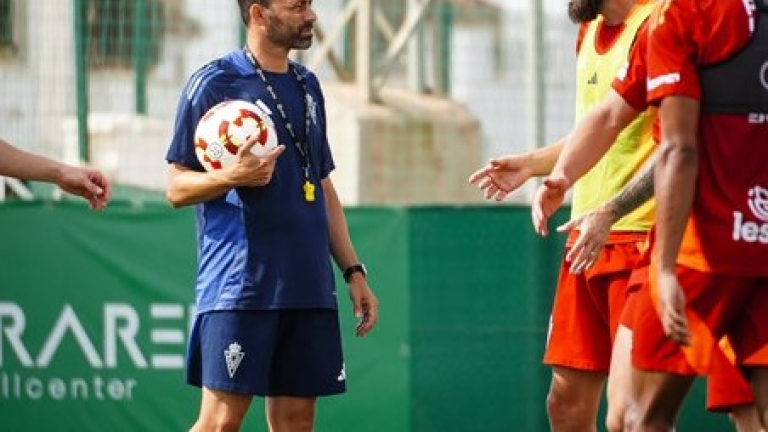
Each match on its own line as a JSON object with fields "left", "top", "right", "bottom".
{"left": 237, "top": 0, "right": 270, "bottom": 26}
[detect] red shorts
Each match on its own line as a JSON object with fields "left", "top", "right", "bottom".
{"left": 544, "top": 234, "right": 645, "bottom": 373}
{"left": 619, "top": 233, "right": 651, "bottom": 329}
{"left": 632, "top": 265, "right": 768, "bottom": 377}
{"left": 619, "top": 265, "right": 648, "bottom": 328}
{"left": 706, "top": 337, "right": 755, "bottom": 412}
{"left": 623, "top": 268, "right": 756, "bottom": 411}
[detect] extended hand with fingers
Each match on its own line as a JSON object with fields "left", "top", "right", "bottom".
{"left": 468, "top": 155, "right": 534, "bottom": 201}
{"left": 557, "top": 205, "right": 617, "bottom": 273}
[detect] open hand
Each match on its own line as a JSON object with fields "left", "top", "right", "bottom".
{"left": 469, "top": 155, "right": 534, "bottom": 201}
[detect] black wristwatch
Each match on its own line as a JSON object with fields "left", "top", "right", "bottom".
{"left": 343, "top": 263, "right": 367, "bottom": 283}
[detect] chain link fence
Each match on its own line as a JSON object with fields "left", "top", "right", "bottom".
{"left": 0, "top": 0, "right": 577, "bottom": 204}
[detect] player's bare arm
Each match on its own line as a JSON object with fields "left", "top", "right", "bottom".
{"left": 468, "top": 140, "right": 564, "bottom": 201}
{"left": 322, "top": 177, "right": 379, "bottom": 337}
{"left": 0, "top": 138, "right": 111, "bottom": 210}
{"left": 550, "top": 90, "right": 641, "bottom": 186}
{"left": 528, "top": 90, "right": 643, "bottom": 237}
{"left": 655, "top": 95, "right": 700, "bottom": 345}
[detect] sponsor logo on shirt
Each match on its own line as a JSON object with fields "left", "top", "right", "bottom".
{"left": 760, "top": 61, "right": 768, "bottom": 91}
{"left": 647, "top": 73, "right": 681, "bottom": 92}
{"left": 733, "top": 186, "right": 768, "bottom": 243}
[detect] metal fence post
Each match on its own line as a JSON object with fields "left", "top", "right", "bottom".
{"left": 134, "top": 0, "right": 149, "bottom": 115}
{"left": 356, "top": 0, "right": 374, "bottom": 102}
{"left": 435, "top": 0, "right": 453, "bottom": 96}
{"left": 73, "top": 0, "right": 90, "bottom": 162}
{"left": 526, "top": 0, "right": 545, "bottom": 199}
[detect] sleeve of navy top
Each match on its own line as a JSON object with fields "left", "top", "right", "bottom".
{"left": 165, "top": 63, "right": 226, "bottom": 171}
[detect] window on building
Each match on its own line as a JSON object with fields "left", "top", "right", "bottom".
{"left": 0, "top": 0, "right": 16, "bottom": 55}
{"left": 88, "top": 0, "right": 165, "bottom": 68}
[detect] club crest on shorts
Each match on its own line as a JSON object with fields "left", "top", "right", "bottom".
{"left": 224, "top": 342, "right": 245, "bottom": 378}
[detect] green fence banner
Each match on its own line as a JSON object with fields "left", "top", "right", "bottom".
{"left": 0, "top": 202, "right": 732, "bottom": 431}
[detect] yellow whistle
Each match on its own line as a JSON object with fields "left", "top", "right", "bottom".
{"left": 303, "top": 181, "right": 316, "bottom": 202}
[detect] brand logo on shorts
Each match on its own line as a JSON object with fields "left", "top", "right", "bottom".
{"left": 224, "top": 342, "right": 245, "bottom": 378}
{"left": 733, "top": 186, "right": 768, "bottom": 243}
{"left": 337, "top": 362, "right": 346, "bottom": 382}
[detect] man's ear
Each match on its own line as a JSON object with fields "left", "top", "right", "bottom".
{"left": 249, "top": 2, "right": 266, "bottom": 26}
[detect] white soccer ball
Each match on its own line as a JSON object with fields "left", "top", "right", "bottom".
{"left": 194, "top": 100, "right": 278, "bottom": 171}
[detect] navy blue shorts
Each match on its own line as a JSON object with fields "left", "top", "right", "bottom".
{"left": 186, "top": 309, "right": 346, "bottom": 397}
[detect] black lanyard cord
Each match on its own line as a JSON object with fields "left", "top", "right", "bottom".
{"left": 244, "top": 48, "right": 317, "bottom": 202}
{"left": 244, "top": 48, "right": 312, "bottom": 178}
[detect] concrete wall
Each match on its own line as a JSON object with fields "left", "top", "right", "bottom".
{"left": 326, "top": 83, "right": 483, "bottom": 205}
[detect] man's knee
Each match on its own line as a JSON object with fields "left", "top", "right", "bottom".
{"left": 192, "top": 414, "right": 247, "bottom": 432}
{"left": 547, "top": 369, "right": 604, "bottom": 426}
{"left": 267, "top": 397, "right": 317, "bottom": 432}
{"left": 195, "top": 388, "right": 251, "bottom": 432}
{"left": 546, "top": 388, "right": 572, "bottom": 422}
{"left": 547, "top": 385, "right": 594, "bottom": 431}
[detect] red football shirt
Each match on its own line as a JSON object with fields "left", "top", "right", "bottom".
{"left": 646, "top": 0, "right": 768, "bottom": 275}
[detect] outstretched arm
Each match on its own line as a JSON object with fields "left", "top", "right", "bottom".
{"left": 468, "top": 140, "right": 564, "bottom": 202}
{"left": 0, "top": 138, "right": 111, "bottom": 210}
{"left": 550, "top": 90, "right": 641, "bottom": 189}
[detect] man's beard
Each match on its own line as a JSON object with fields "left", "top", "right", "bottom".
{"left": 567, "top": 0, "right": 605, "bottom": 23}
{"left": 266, "top": 15, "right": 314, "bottom": 50}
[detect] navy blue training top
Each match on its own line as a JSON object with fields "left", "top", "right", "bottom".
{"left": 166, "top": 49, "right": 338, "bottom": 313}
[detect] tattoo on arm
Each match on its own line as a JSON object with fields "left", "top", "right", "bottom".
{"left": 605, "top": 153, "right": 657, "bottom": 221}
